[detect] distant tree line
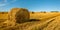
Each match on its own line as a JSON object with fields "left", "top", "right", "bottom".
{"left": 40, "top": 11, "right": 46, "bottom": 13}
{"left": 51, "top": 11, "right": 59, "bottom": 13}
{"left": 32, "top": 11, "right": 35, "bottom": 14}
{"left": 31, "top": 11, "right": 59, "bottom": 14}
{"left": 0, "top": 12, "right": 8, "bottom": 14}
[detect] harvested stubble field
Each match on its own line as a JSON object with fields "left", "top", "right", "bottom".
{"left": 0, "top": 12, "right": 60, "bottom": 30}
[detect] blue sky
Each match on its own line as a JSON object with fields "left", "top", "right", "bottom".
{"left": 0, "top": 0, "right": 60, "bottom": 12}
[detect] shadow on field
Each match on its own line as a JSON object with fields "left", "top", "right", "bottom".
{"left": 17, "top": 19, "right": 40, "bottom": 24}
{"left": 29, "top": 19, "right": 40, "bottom": 22}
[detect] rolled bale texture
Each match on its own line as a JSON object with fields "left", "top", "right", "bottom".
{"left": 8, "top": 8, "right": 30, "bottom": 23}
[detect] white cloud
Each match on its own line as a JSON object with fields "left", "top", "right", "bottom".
{"left": 4, "top": 0, "right": 17, "bottom": 2}
{"left": 0, "top": 0, "right": 17, "bottom": 7}
{"left": 0, "top": 0, "right": 7, "bottom": 6}
{"left": 11, "top": 0, "right": 17, "bottom": 2}
{"left": 4, "top": 0, "right": 7, "bottom": 2}
{"left": 0, "top": 4, "right": 7, "bottom": 6}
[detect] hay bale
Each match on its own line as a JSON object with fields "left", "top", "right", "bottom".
{"left": 8, "top": 8, "right": 30, "bottom": 23}
{"left": 1, "top": 8, "right": 29, "bottom": 27}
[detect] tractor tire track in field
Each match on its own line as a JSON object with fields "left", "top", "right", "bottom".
{"left": 1, "top": 15, "right": 60, "bottom": 30}
{"left": 27, "top": 16, "right": 56, "bottom": 30}
{"left": 14, "top": 15, "right": 60, "bottom": 30}
{"left": 43, "top": 16, "right": 60, "bottom": 30}
{"left": 27, "top": 15, "right": 60, "bottom": 30}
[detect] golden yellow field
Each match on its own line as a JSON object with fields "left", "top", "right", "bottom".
{"left": 30, "top": 12, "right": 60, "bottom": 20}
{"left": 0, "top": 12, "right": 60, "bottom": 20}
{"left": 0, "top": 12, "right": 60, "bottom": 30}
{"left": 0, "top": 12, "right": 8, "bottom": 19}
{"left": 0, "top": 12, "right": 8, "bottom": 23}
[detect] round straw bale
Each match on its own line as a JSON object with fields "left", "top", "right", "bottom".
{"left": 8, "top": 8, "right": 30, "bottom": 23}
